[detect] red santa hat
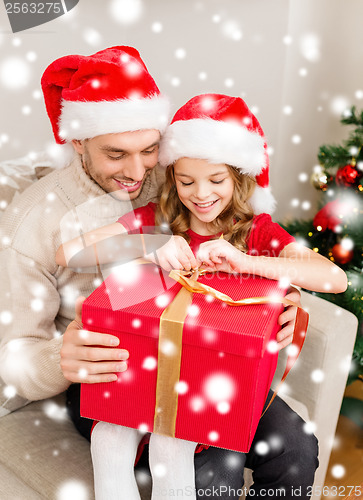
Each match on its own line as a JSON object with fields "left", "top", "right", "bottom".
{"left": 158, "top": 94, "right": 276, "bottom": 214}
{"left": 41, "top": 46, "right": 170, "bottom": 167}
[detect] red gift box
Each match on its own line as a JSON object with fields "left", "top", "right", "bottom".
{"left": 80, "top": 263, "right": 292, "bottom": 452}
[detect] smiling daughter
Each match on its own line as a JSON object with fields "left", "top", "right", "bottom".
{"left": 57, "top": 94, "right": 346, "bottom": 500}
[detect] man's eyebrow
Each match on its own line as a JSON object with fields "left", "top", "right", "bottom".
{"left": 100, "top": 141, "right": 159, "bottom": 154}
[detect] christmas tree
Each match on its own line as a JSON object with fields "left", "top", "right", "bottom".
{"left": 282, "top": 106, "right": 363, "bottom": 383}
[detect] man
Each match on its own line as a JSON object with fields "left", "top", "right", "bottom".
{"left": 0, "top": 46, "right": 317, "bottom": 498}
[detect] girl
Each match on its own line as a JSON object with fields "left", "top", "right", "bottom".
{"left": 56, "top": 94, "right": 347, "bottom": 500}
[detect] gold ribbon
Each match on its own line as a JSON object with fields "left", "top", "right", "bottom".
{"left": 153, "top": 268, "right": 309, "bottom": 436}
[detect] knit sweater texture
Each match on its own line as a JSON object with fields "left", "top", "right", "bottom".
{"left": 0, "top": 156, "right": 165, "bottom": 401}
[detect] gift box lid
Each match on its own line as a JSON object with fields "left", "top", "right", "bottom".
{"left": 82, "top": 263, "right": 288, "bottom": 358}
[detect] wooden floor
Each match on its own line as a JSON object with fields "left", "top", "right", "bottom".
{"left": 324, "top": 382, "right": 363, "bottom": 498}
{"left": 324, "top": 415, "right": 363, "bottom": 496}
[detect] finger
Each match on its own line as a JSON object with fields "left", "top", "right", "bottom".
{"left": 177, "top": 253, "right": 194, "bottom": 271}
{"left": 78, "top": 346, "right": 129, "bottom": 362}
{"left": 74, "top": 296, "right": 86, "bottom": 327}
{"left": 276, "top": 334, "right": 294, "bottom": 351}
{"left": 284, "top": 288, "right": 301, "bottom": 306}
{"left": 63, "top": 369, "right": 121, "bottom": 384}
{"left": 74, "top": 329, "right": 121, "bottom": 347}
{"left": 278, "top": 307, "right": 297, "bottom": 325}
{"left": 182, "top": 247, "right": 199, "bottom": 269}
{"left": 276, "top": 323, "right": 294, "bottom": 342}
{"left": 168, "top": 254, "right": 185, "bottom": 270}
{"left": 69, "top": 360, "right": 128, "bottom": 376}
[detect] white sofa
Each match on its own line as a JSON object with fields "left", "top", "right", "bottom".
{"left": 0, "top": 156, "right": 358, "bottom": 500}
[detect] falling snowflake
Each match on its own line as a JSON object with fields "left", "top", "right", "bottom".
{"left": 187, "top": 304, "right": 199, "bottom": 317}
{"left": 330, "top": 96, "right": 350, "bottom": 116}
{"left": 301, "top": 201, "right": 311, "bottom": 210}
{"left": 203, "top": 373, "right": 236, "bottom": 403}
{"left": 330, "top": 464, "right": 345, "bottom": 479}
{"left": 155, "top": 294, "right": 171, "bottom": 309}
{"left": 224, "top": 78, "right": 234, "bottom": 88}
{"left": 311, "top": 369, "right": 325, "bottom": 383}
{"left": 31, "top": 298, "right": 44, "bottom": 312}
{"left": 283, "top": 35, "right": 293, "bottom": 45}
{"left": 175, "top": 381, "right": 188, "bottom": 395}
{"left": 0, "top": 57, "right": 31, "bottom": 90}
{"left": 220, "top": 20, "right": 242, "bottom": 41}
{"left": 43, "top": 401, "right": 68, "bottom": 422}
{"left": 216, "top": 401, "right": 230, "bottom": 414}
{"left": 78, "top": 368, "right": 88, "bottom": 379}
{"left": 303, "top": 421, "right": 317, "bottom": 434}
{"left": 175, "top": 48, "right": 186, "bottom": 59}
{"left": 132, "top": 318, "right": 142, "bottom": 329}
{"left": 255, "top": 441, "right": 269, "bottom": 455}
{"left": 267, "top": 340, "right": 278, "bottom": 353}
{"left": 3, "top": 385, "right": 16, "bottom": 399}
{"left": 152, "top": 462, "right": 167, "bottom": 477}
{"left": 283, "top": 105, "right": 293, "bottom": 115}
{"left": 151, "top": 21, "right": 163, "bottom": 33}
{"left": 299, "top": 33, "right": 321, "bottom": 62}
{"left": 278, "top": 276, "right": 290, "bottom": 288}
{"left": 170, "top": 77, "right": 181, "bottom": 87}
{"left": 190, "top": 396, "right": 205, "bottom": 412}
{"left": 83, "top": 28, "right": 102, "bottom": 46}
{"left": 142, "top": 356, "right": 157, "bottom": 370}
{"left": 0, "top": 310, "right": 13, "bottom": 325}
{"left": 208, "top": 431, "right": 219, "bottom": 442}
{"left": 291, "top": 135, "right": 302, "bottom": 144}
{"left": 109, "top": 0, "right": 143, "bottom": 26}
{"left": 56, "top": 480, "right": 89, "bottom": 500}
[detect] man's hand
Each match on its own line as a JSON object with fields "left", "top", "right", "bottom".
{"left": 145, "top": 235, "right": 199, "bottom": 272}
{"left": 276, "top": 286, "right": 301, "bottom": 351}
{"left": 60, "top": 296, "right": 129, "bottom": 383}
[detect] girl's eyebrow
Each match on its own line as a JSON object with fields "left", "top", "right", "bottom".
{"left": 175, "top": 171, "right": 227, "bottom": 177}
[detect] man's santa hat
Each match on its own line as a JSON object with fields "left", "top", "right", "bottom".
{"left": 41, "top": 46, "right": 170, "bottom": 167}
{"left": 159, "top": 94, "right": 276, "bottom": 214}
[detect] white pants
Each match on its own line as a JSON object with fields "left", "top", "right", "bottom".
{"left": 91, "top": 421, "right": 198, "bottom": 500}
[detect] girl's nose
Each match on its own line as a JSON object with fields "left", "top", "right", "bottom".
{"left": 194, "top": 182, "right": 211, "bottom": 200}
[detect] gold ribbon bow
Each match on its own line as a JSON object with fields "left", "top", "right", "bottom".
{"left": 153, "top": 267, "right": 309, "bottom": 437}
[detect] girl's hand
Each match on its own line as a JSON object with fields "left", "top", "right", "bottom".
{"left": 145, "top": 235, "right": 199, "bottom": 272}
{"left": 197, "top": 239, "right": 248, "bottom": 274}
{"left": 276, "top": 286, "right": 301, "bottom": 351}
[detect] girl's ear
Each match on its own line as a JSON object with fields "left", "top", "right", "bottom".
{"left": 71, "top": 139, "right": 85, "bottom": 155}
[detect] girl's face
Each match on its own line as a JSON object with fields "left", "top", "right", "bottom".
{"left": 174, "top": 158, "right": 235, "bottom": 235}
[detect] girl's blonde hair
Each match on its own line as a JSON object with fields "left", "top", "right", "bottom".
{"left": 155, "top": 164, "right": 256, "bottom": 252}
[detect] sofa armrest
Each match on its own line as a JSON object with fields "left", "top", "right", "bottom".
{"left": 273, "top": 291, "right": 358, "bottom": 496}
{"left": 0, "top": 152, "right": 54, "bottom": 218}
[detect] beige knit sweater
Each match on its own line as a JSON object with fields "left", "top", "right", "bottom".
{"left": 0, "top": 156, "right": 165, "bottom": 401}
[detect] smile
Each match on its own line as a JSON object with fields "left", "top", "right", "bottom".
{"left": 114, "top": 179, "right": 143, "bottom": 192}
{"left": 192, "top": 199, "right": 220, "bottom": 213}
{"left": 194, "top": 200, "right": 218, "bottom": 208}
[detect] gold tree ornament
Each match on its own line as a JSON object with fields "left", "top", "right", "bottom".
{"left": 310, "top": 170, "right": 328, "bottom": 190}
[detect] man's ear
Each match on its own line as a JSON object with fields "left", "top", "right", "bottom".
{"left": 71, "top": 139, "right": 85, "bottom": 154}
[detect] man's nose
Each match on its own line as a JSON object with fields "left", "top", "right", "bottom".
{"left": 124, "top": 155, "right": 146, "bottom": 181}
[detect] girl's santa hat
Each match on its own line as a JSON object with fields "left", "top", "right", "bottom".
{"left": 41, "top": 46, "right": 170, "bottom": 167}
{"left": 159, "top": 93, "right": 276, "bottom": 214}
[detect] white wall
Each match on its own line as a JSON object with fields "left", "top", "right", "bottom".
{"left": 0, "top": 0, "right": 362, "bottom": 221}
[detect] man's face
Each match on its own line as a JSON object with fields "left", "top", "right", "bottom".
{"left": 72, "top": 129, "right": 161, "bottom": 201}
